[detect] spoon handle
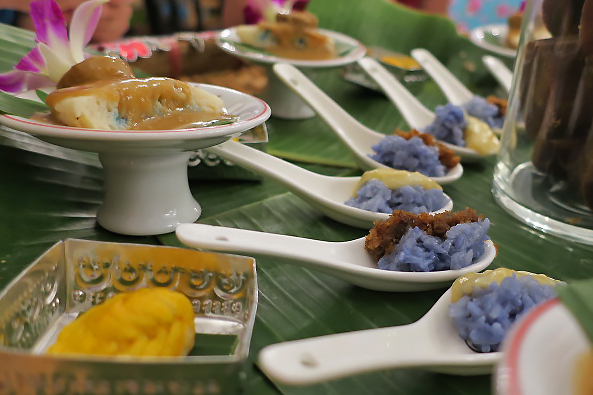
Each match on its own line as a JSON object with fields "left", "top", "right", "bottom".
{"left": 357, "top": 57, "right": 434, "bottom": 130}
{"left": 272, "top": 63, "right": 370, "bottom": 142}
{"left": 205, "top": 140, "right": 323, "bottom": 190}
{"left": 258, "top": 322, "right": 431, "bottom": 385}
{"left": 411, "top": 48, "right": 474, "bottom": 106}
{"left": 482, "top": 55, "right": 513, "bottom": 93}
{"left": 176, "top": 223, "right": 344, "bottom": 268}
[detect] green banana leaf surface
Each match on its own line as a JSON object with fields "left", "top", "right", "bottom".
{"left": 0, "top": 1, "right": 592, "bottom": 395}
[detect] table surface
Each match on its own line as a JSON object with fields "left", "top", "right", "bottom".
{"left": 1, "top": 1, "right": 592, "bottom": 394}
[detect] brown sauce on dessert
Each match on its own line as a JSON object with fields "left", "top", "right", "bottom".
{"left": 46, "top": 77, "right": 228, "bottom": 130}
{"left": 257, "top": 11, "right": 336, "bottom": 60}
{"left": 266, "top": 44, "right": 336, "bottom": 60}
{"left": 132, "top": 111, "right": 234, "bottom": 130}
{"left": 57, "top": 56, "right": 135, "bottom": 89}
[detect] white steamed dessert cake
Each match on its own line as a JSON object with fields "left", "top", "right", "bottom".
{"left": 46, "top": 77, "right": 225, "bottom": 130}
{"left": 42, "top": 56, "right": 228, "bottom": 131}
{"left": 235, "top": 10, "right": 336, "bottom": 60}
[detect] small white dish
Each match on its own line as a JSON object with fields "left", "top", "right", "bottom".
{"left": 272, "top": 62, "right": 464, "bottom": 178}
{"left": 483, "top": 55, "right": 513, "bottom": 93}
{"left": 258, "top": 286, "right": 500, "bottom": 386}
{"left": 175, "top": 223, "right": 496, "bottom": 292}
{"left": 216, "top": 27, "right": 365, "bottom": 68}
{"left": 216, "top": 27, "right": 365, "bottom": 119}
{"left": 356, "top": 57, "right": 492, "bottom": 162}
{"left": 469, "top": 24, "right": 516, "bottom": 59}
{"left": 206, "top": 140, "right": 453, "bottom": 229}
{"left": 0, "top": 84, "right": 271, "bottom": 236}
{"left": 495, "top": 299, "right": 588, "bottom": 395}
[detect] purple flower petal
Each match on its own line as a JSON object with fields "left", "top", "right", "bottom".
{"left": 69, "top": 0, "right": 106, "bottom": 61}
{"left": 0, "top": 70, "right": 53, "bottom": 93}
{"left": 14, "top": 47, "right": 46, "bottom": 73}
{"left": 30, "top": 0, "right": 67, "bottom": 46}
{"left": 0, "top": 71, "right": 26, "bottom": 93}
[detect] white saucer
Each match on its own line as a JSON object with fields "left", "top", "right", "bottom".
{"left": 216, "top": 27, "right": 366, "bottom": 68}
{"left": 495, "top": 299, "right": 588, "bottom": 395}
{"left": 0, "top": 84, "right": 271, "bottom": 236}
{"left": 469, "top": 24, "right": 516, "bottom": 59}
{"left": 216, "top": 27, "right": 365, "bottom": 119}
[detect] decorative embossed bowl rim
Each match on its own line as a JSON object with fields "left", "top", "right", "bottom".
{"left": 0, "top": 239, "right": 258, "bottom": 395}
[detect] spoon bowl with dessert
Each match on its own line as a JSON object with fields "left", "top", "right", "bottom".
{"left": 207, "top": 140, "right": 453, "bottom": 229}
{"left": 272, "top": 63, "right": 463, "bottom": 184}
{"left": 0, "top": 0, "right": 271, "bottom": 236}
{"left": 355, "top": 57, "right": 501, "bottom": 162}
{"left": 216, "top": 7, "right": 365, "bottom": 119}
{"left": 176, "top": 208, "right": 496, "bottom": 292}
{"left": 257, "top": 268, "right": 560, "bottom": 385}
{"left": 410, "top": 48, "right": 507, "bottom": 135}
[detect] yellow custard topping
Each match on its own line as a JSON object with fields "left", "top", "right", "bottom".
{"left": 464, "top": 116, "right": 501, "bottom": 156}
{"left": 353, "top": 169, "right": 441, "bottom": 197}
{"left": 47, "top": 287, "right": 195, "bottom": 357}
{"left": 451, "top": 267, "right": 559, "bottom": 303}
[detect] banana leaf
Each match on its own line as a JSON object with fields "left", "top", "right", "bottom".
{"left": 0, "top": 1, "right": 589, "bottom": 395}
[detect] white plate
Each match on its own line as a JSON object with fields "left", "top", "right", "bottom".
{"left": 495, "top": 299, "right": 589, "bottom": 395}
{"left": 1, "top": 84, "right": 270, "bottom": 153}
{"left": 0, "top": 84, "right": 271, "bottom": 235}
{"left": 469, "top": 24, "right": 516, "bottom": 59}
{"left": 216, "top": 27, "right": 366, "bottom": 68}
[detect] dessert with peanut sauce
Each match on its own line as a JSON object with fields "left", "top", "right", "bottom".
{"left": 44, "top": 56, "right": 230, "bottom": 130}
{"left": 235, "top": 10, "right": 337, "bottom": 60}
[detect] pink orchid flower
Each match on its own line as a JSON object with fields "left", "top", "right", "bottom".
{"left": 0, "top": 0, "right": 106, "bottom": 93}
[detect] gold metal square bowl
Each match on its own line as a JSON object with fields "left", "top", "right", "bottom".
{"left": 0, "top": 239, "right": 258, "bottom": 395}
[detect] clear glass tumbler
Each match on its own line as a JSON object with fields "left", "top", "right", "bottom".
{"left": 492, "top": 0, "right": 593, "bottom": 243}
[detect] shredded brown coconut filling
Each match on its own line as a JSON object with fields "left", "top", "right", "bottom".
{"left": 393, "top": 128, "right": 461, "bottom": 169}
{"left": 364, "top": 208, "right": 482, "bottom": 262}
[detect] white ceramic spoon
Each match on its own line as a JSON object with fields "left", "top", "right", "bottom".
{"left": 205, "top": 140, "right": 453, "bottom": 229}
{"left": 272, "top": 63, "right": 463, "bottom": 181}
{"left": 482, "top": 55, "right": 513, "bottom": 93}
{"left": 175, "top": 223, "right": 497, "bottom": 292}
{"left": 258, "top": 287, "right": 500, "bottom": 385}
{"left": 355, "top": 57, "right": 485, "bottom": 162}
{"left": 411, "top": 48, "right": 474, "bottom": 105}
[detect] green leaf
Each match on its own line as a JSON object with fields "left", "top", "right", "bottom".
{"left": 189, "top": 334, "right": 239, "bottom": 356}
{"left": 557, "top": 279, "right": 593, "bottom": 343}
{"left": 0, "top": 90, "right": 49, "bottom": 118}
{"left": 35, "top": 89, "right": 48, "bottom": 103}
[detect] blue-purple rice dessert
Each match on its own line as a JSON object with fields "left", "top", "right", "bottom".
{"left": 378, "top": 220, "right": 489, "bottom": 271}
{"left": 422, "top": 103, "right": 501, "bottom": 156}
{"left": 369, "top": 129, "right": 460, "bottom": 177}
{"left": 345, "top": 178, "right": 448, "bottom": 214}
{"left": 423, "top": 103, "right": 467, "bottom": 147}
{"left": 365, "top": 208, "right": 489, "bottom": 272}
{"left": 448, "top": 268, "right": 560, "bottom": 353}
{"left": 463, "top": 96, "right": 505, "bottom": 129}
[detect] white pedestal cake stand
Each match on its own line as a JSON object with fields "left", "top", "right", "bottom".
{"left": 0, "top": 84, "right": 271, "bottom": 236}
{"left": 216, "top": 28, "right": 366, "bottom": 119}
